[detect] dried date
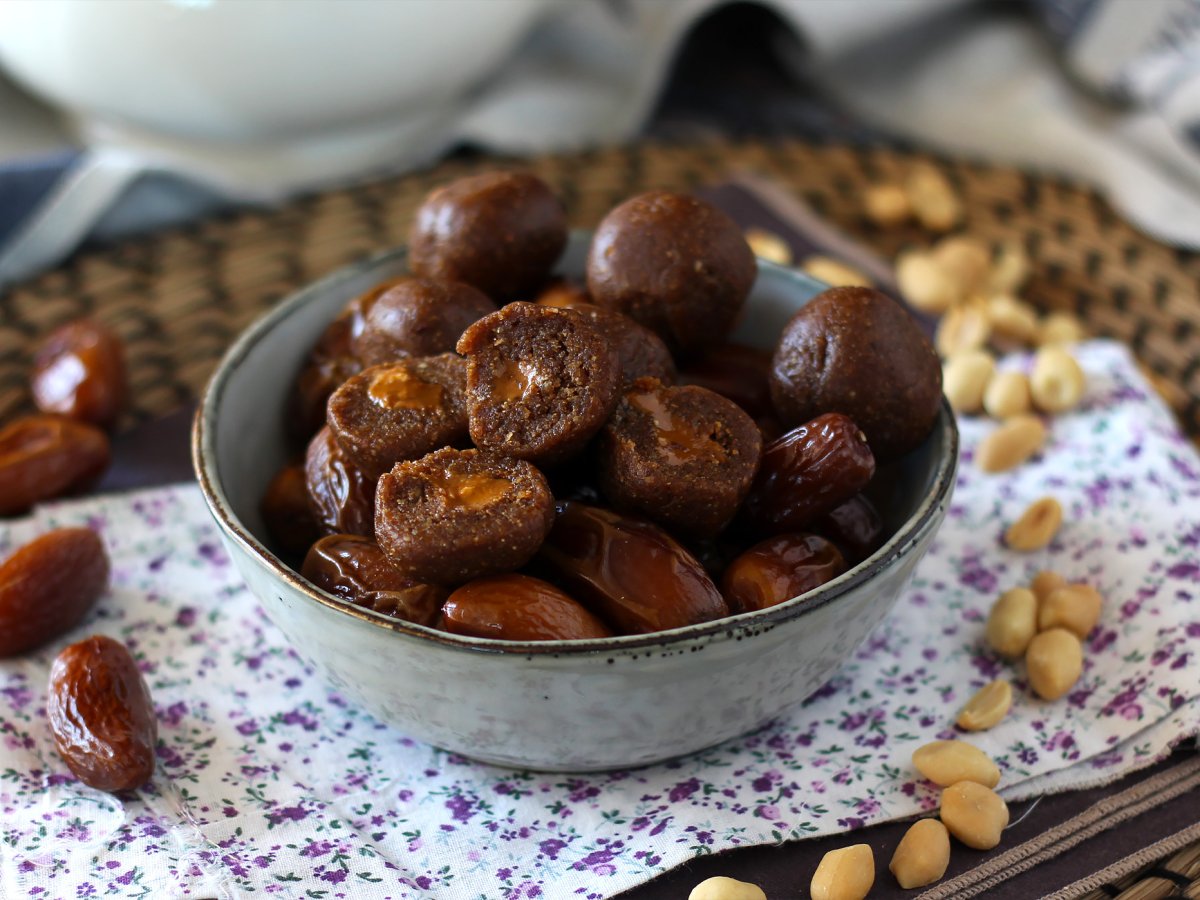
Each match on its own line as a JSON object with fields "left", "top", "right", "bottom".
{"left": 721, "top": 533, "right": 846, "bottom": 613}
{"left": 0, "top": 415, "right": 110, "bottom": 516}
{"left": 442, "top": 574, "right": 613, "bottom": 640}
{"left": 301, "top": 533, "right": 443, "bottom": 624}
{"left": 31, "top": 320, "right": 127, "bottom": 429}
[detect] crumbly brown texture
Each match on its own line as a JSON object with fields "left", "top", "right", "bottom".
{"left": 456, "top": 303, "right": 621, "bottom": 465}
{"left": 572, "top": 305, "right": 676, "bottom": 391}
{"left": 586, "top": 190, "right": 756, "bottom": 357}
{"left": 597, "top": 378, "right": 762, "bottom": 539}
{"left": 408, "top": 171, "right": 567, "bottom": 301}
{"left": 769, "top": 286, "right": 942, "bottom": 461}
{"left": 326, "top": 354, "right": 468, "bottom": 479}
{"left": 303, "top": 425, "right": 376, "bottom": 538}
{"left": 349, "top": 277, "right": 495, "bottom": 366}
{"left": 375, "top": 448, "right": 555, "bottom": 585}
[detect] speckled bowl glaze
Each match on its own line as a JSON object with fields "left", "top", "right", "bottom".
{"left": 193, "top": 233, "right": 958, "bottom": 771}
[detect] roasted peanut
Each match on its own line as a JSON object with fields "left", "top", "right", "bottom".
{"left": 976, "top": 415, "right": 1046, "bottom": 473}
{"left": 942, "top": 350, "right": 995, "bottom": 414}
{"left": 1037, "top": 312, "right": 1086, "bottom": 346}
{"left": 986, "top": 587, "right": 1038, "bottom": 658}
{"left": 863, "top": 183, "right": 912, "bottom": 226}
{"left": 906, "top": 163, "right": 962, "bottom": 232}
{"left": 688, "top": 876, "right": 767, "bottom": 900}
{"left": 957, "top": 679, "right": 1013, "bottom": 731}
{"left": 890, "top": 819, "right": 951, "bottom": 889}
{"left": 811, "top": 844, "right": 875, "bottom": 900}
{"left": 1004, "top": 496, "right": 1063, "bottom": 551}
{"left": 986, "top": 295, "right": 1039, "bottom": 347}
{"left": 745, "top": 228, "right": 792, "bottom": 266}
{"left": 1037, "top": 584, "right": 1102, "bottom": 639}
{"left": 802, "top": 255, "right": 873, "bottom": 288}
{"left": 982, "top": 371, "right": 1032, "bottom": 419}
{"left": 1030, "top": 346, "right": 1086, "bottom": 413}
{"left": 897, "top": 251, "right": 958, "bottom": 315}
{"left": 1026, "top": 628, "right": 1083, "bottom": 700}
{"left": 1030, "top": 570, "right": 1067, "bottom": 603}
{"left": 932, "top": 235, "right": 990, "bottom": 297}
{"left": 912, "top": 740, "right": 1000, "bottom": 788}
{"left": 987, "top": 242, "right": 1031, "bottom": 294}
{"left": 940, "top": 782, "right": 1009, "bottom": 850}
{"left": 936, "top": 301, "right": 990, "bottom": 358}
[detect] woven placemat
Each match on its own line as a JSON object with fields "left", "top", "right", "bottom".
{"left": 0, "top": 139, "right": 1197, "bottom": 437}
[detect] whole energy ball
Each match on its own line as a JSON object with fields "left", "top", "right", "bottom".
{"left": 769, "top": 286, "right": 942, "bottom": 461}
{"left": 586, "top": 191, "right": 756, "bottom": 357}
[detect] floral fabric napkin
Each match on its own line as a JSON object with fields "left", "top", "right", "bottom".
{"left": 0, "top": 339, "right": 1198, "bottom": 899}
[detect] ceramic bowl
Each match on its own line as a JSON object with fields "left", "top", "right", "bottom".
{"left": 193, "top": 233, "right": 958, "bottom": 771}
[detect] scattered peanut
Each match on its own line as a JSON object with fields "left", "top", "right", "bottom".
{"left": 802, "top": 255, "right": 873, "bottom": 288}
{"left": 987, "top": 242, "right": 1031, "bottom": 294}
{"left": 1037, "top": 584, "right": 1102, "bottom": 639}
{"left": 986, "top": 587, "right": 1038, "bottom": 658}
{"left": 1037, "top": 312, "right": 1086, "bottom": 346}
{"left": 811, "top": 844, "right": 875, "bottom": 900}
{"left": 912, "top": 740, "right": 1000, "bottom": 788}
{"left": 744, "top": 228, "right": 793, "bottom": 267}
{"left": 942, "top": 350, "right": 995, "bottom": 413}
{"left": 940, "top": 782, "right": 1009, "bottom": 850}
{"left": 1030, "top": 346, "right": 1086, "bottom": 413}
{"left": 976, "top": 414, "right": 1046, "bottom": 473}
{"left": 897, "top": 251, "right": 959, "bottom": 314}
{"left": 689, "top": 876, "right": 767, "bottom": 900}
{"left": 1026, "top": 628, "right": 1084, "bottom": 700}
{"left": 864, "top": 183, "right": 912, "bottom": 226}
{"left": 982, "top": 371, "right": 1032, "bottom": 419}
{"left": 890, "top": 819, "right": 951, "bottom": 889}
{"left": 906, "top": 163, "right": 962, "bottom": 232}
{"left": 957, "top": 679, "right": 1013, "bottom": 731}
{"left": 1030, "top": 570, "right": 1067, "bottom": 603}
{"left": 936, "top": 301, "right": 991, "bottom": 358}
{"left": 932, "top": 235, "right": 990, "bottom": 296}
{"left": 1004, "top": 496, "right": 1063, "bottom": 551}
{"left": 986, "top": 295, "right": 1039, "bottom": 347}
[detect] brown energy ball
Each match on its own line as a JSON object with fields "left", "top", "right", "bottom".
{"left": 304, "top": 425, "right": 376, "bottom": 538}
{"left": 348, "top": 276, "right": 495, "bottom": 366}
{"left": 573, "top": 305, "right": 676, "bottom": 391}
{"left": 456, "top": 302, "right": 621, "bottom": 466}
{"left": 586, "top": 190, "right": 755, "bottom": 356}
{"left": 597, "top": 378, "right": 762, "bottom": 539}
{"left": 326, "top": 354, "right": 469, "bottom": 479}
{"left": 769, "top": 286, "right": 942, "bottom": 461}
{"left": 408, "top": 171, "right": 567, "bottom": 301}
{"left": 375, "top": 448, "right": 555, "bottom": 585}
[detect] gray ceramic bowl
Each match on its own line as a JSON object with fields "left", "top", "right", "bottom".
{"left": 193, "top": 233, "right": 958, "bottom": 771}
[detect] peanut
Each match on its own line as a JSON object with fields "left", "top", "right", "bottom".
{"left": 906, "top": 163, "right": 962, "bottom": 232}
{"left": 936, "top": 301, "right": 991, "bottom": 358}
{"left": 957, "top": 679, "right": 1013, "bottom": 731}
{"left": 940, "top": 782, "right": 1009, "bottom": 850}
{"left": 689, "top": 876, "right": 767, "bottom": 900}
{"left": 976, "top": 414, "right": 1046, "bottom": 473}
{"left": 986, "top": 295, "right": 1039, "bottom": 346}
{"left": 942, "top": 350, "right": 995, "bottom": 414}
{"left": 897, "top": 251, "right": 960, "bottom": 314}
{"left": 802, "top": 255, "right": 873, "bottom": 288}
{"left": 1030, "top": 346, "right": 1086, "bottom": 413}
{"left": 912, "top": 740, "right": 1000, "bottom": 788}
{"left": 1037, "top": 312, "right": 1086, "bottom": 346}
{"left": 890, "top": 819, "right": 951, "bottom": 889}
{"left": 987, "top": 242, "right": 1031, "bottom": 294}
{"left": 745, "top": 228, "right": 792, "bottom": 267}
{"left": 986, "top": 587, "right": 1038, "bottom": 658}
{"left": 1030, "top": 570, "right": 1066, "bottom": 603}
{"left": 932, "top": 235, "right": 990, "bottom": 297}
{"left": 1004, "top": 496, "right": 1063, "bottom": 551}
{"left": 1037, "top": 584, "right": 1102, "bottom": 639}
{"left": 811, "top": 844, "right": 875, "bottom": 900}
{"left": 1026, "top": 628, "right": 1083, "bottom": 700}
{"left": 864, "top": 183, "right": 912, "bottom": 226}
{"left": 982, "top": 371, "right": 1032, "bottom": 419}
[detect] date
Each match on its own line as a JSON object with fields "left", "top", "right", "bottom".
{"left": 304, "top": 426, "right": 376, "bottom": 538}
{"left": 0, "top": 415, "right": 110, "bottom": 516}
{"left": 301, "top": 533, "right": 443, "bottom": 624}
{"left": 442, "top": 574, "right": 613, "bottom": 640}
{"left": 721, "top": 533, "right": 846, "bottom": 613}
{"left": 31, "top": 320, "right": 127, "bottom": 429}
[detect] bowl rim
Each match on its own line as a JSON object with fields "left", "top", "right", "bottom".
{"left": 193, "top": 241, "right": 959, "bottom": 658}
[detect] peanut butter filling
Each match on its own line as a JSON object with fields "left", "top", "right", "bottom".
{"left": 629, "top": 389, "right": 725, "bottom": 465}
{"left": 368, "top": 368, "right": 444, "bottom": 410}
{"left": 428, "top": 469, "right": 512, "bottom": 510}
{"left": 493, "top": 358, "right": 536, "bottom": 402}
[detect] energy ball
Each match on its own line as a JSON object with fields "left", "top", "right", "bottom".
{"left": 572, "top": 305, "right": 676, "bottom": 390}
{"left": 769, "top": 286, "right": 942, "bottom": 461}
{"left": 326, "top": 353, "right": 469, "bottom": 479}
{"left": 348, "top": 276, "right": 495, "bottom": 366}
{"left": 456, "top": 302, "right": 621, "bottom": 466}
{"left": 586, "top": 190, "right": 755, "bottom": 357}
{"left": 375, "top": 448, "right": 555, "bottom": 585}
{"left": 597, "top": 378, "right": 761, "bottom": 539}
{"left": 408, "top": 171, "right": 567, "bottom": 302}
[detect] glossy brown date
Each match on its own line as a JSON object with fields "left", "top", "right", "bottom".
{"left": 721, "top": 533, "right": 846, "bottom": 614}
{"left": 260, "top": 464, "right": 320, "bottom": 558}
{"left": 48, "top": 635, "right": 156, "bottom": 792}
{"left": 0, "top": 415, "right": 111, "bottom": 516}
{"left": 287, "top": 313, "right": 362, "bottom": 443}
{"left": 743, "top": 412, "right": 875, "bottom": 533}
{"left": 815, "top": 494, "right": 885, "bottom": 565}
{"left": 442, "top": 574, "right": 613, "bottom": 640}
{"left": 538, "top": 502, "right": 728, "bottom": 635}
{"left": 304, "top": 426, "right": 375, "bottom": 538}
{"left": 301, "top": 534, "right": 443, "bottom": 624}
{"left": 31, "top": 320, "right": 127, "bottom": 429}
{"left": 0, "top": 528, "right": 109, "bottom": 657}
{"left": 678, "top": 342, "right": 773, "bottom": 419}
